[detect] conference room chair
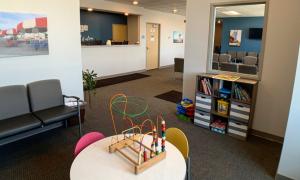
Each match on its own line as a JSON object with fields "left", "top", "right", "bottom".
{"left": 244, "top": 56, "right": 258, "bottom": 65}
{"left": 74, "top": 132, "right": 105, "bottom": 157}
{"left": 218, "top": 54, "right": 231, "bottom": 63}
{"left": 166, "top": 128, "right": 190, "bottom": 180}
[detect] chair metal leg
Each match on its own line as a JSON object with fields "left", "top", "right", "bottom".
{"left": 186, "top": 157, "right": 191, "bottom": 180}
{"left": 65, "top": 120, "right": 68, "bottom": 128}
{"left": 77, "top": 100, "right": 83, "bottom": 137}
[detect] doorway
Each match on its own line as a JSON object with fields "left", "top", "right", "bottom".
{"left": 146, "top": 23, "right": 160, "bottom": 70}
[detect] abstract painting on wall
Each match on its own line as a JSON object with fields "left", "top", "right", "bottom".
{"left": 229, "top": 30, "right": 242, "bottom": 47}
{"left": 0, "top": 11, "right": 48, "bottom": 58}
{"left": 173, "top": 31, "right": 184, "bottom": 43}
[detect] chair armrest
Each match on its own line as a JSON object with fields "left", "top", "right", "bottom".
{"left": 63, "top": 95, "right": 80, "bottom": 100}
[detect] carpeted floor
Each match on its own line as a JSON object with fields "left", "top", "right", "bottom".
{"left": 0, "top": 67, "right": 282, "bottom": 180}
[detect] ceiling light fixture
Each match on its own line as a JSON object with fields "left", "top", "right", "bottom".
{"left": 87, "top": 8, "right": 93, "bottom": 12}
{"left": 124, "top": 12, "right": 129, "bottom": 16}
{"left": 222, "top": 11, "right": 240, "bottom": 16}
{"left": 132, "top": 1, "right": 139, "bottom": 5}
{"left": 172, "top": 9, "right": 178, "bottom": 14}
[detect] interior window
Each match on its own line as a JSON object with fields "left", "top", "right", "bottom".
{"left": 80, "top": 9, "right": 140, "bottom": 46}
{"left": 208, "top": 2, "right": 267, "bottom": 77}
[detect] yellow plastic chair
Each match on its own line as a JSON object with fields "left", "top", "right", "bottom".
{"left": 166, "top": 128, "right": 191, "bottom": 180}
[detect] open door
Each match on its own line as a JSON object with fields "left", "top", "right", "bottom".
{"left": 146, "top": 23, "right": 160, "bottom": 70}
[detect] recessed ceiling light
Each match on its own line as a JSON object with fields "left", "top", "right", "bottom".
{"left": 132, "top": 1, "right": 139, "bottom": 5}
{"left": 87, "top": 8, "right": 93, "bottom": 12}
{"left": 124, "top": 12, "right": 129, "bottom": 16}
{"left": 222, "top": 11, "right": 240, "bottom": 16}
{"left": 172, "top": 9, "right": 178, "bottom": 14}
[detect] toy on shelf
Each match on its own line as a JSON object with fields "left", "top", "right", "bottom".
{"left": 176, "top": 98, "right": 195, "bottom": 122}
{"left": 108, "top": 94, "right": 167, "bottom": 174}
{"left": 210, "top": 120, "right": 227, "bottom": 134}
{"left": 217, "top": 99, "right": 229, "bottom": 115}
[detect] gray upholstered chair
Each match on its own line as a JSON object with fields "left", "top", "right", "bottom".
{"left": 238, "top": 64, "right": 258, "bottom": 75}
{"left": 174, "top": 58, "right": 184, "bottom": 73}
{"left": 219, "top": 54, "right": 231, "bottom": 63}
{"left": 219, "top": 62, "right": 238, "bottom": 72}
{"left": 244, "top": 56, "right": 258, "bottom": 65}
{"left": 213, "top": 53, "right": 219, "bottom": 62}
{"left": 0, "top": 85, "right": 42, "bottom": 143}
{"left": 27, "top": 79, "right": 82, "bottom": 136}
{"left": 247, "top": 52, "right": 258, "bottom": 57}
{"left": 227, "top": 51, "right": 237, "bottom": 59}
{"left": 236, "top": 51, "right": 246, "bottom": 61}
{"left": 212, "top": 62, "right": 219, "bottom": 70}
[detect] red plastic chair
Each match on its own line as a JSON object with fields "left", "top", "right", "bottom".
{"left": 74, "top": 132, "right": 105, "bottom": 157}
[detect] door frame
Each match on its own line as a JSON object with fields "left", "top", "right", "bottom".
{"left": 146, "top": 22, "right": 161, "bottom": 70}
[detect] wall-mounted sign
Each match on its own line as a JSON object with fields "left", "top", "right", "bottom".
{"left": 0, "top": 11, "right": 49, "bottom": 58}
{"left": 80, "top": 25, "right": 88, "bottom": 32}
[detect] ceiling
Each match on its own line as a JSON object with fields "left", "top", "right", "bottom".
{"left": 105, "top": 0, "right": 187, "bottom": 16}
{"left": 104, "top": 1, "right": 265, "bottom": 17}
{"left": 216, "top": 4, "right": 266, "bottom": 18}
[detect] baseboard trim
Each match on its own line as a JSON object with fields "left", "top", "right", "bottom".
{"left": 250, "top": 129, "right": 284, "bottom": 143}
{"left": 96, "top": 69, "right": 147, "bottom": 80}
{"left": 275, "top": 173, "right": 294, "bottom": 180}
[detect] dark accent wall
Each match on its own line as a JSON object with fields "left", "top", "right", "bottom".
{"left": 220, "top": 17, "right": 264, "bottom": 53}
{"left": 80, "top": 10, "right": 127, "bottom": 43}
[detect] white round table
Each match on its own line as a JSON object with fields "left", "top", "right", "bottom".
{"left": 70, "top": 134, "right": 186, "bottom": 180}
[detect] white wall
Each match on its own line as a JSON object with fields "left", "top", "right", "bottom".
{"left": 184, "top": 0, "right": 300, "bottom": 137}
{"left": 0, "top": 0, "right": 84, "bottom": 99}
{"left": 80, "top": 0, "right": 185, "bottom": 77}
{"left": 277, "top": 45, "right": 300, "bottom": 180}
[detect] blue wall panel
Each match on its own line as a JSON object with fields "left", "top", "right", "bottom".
{"left": 80, "top": 10, "right": 127, "bottom": 43}
{"left": 220, "top": 17, "right": 264, "bottom": 53}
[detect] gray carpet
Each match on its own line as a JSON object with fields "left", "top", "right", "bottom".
{"left": 0, "top": 67, "right": 282, "bottom": 180}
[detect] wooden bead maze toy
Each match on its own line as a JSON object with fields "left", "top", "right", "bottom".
{"left": 108, "top": 94, "right": 167, "bottom": 174}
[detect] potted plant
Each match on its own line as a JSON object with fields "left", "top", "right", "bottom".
{"left": 82, "top": 69, "right": 98, "bottom": 106}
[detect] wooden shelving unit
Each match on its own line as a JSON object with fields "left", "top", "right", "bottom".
{"left": 194, "top": 74, "right": 258, "bottom": 140}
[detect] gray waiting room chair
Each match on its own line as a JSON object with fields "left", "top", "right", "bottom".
{"left": 244, "top": 56, "right": 258, "bottom": 65}
{"left": 218, "top": 54, "right": 231, "bottom": 63}
{"left": 27, "top": 79, "right": 82, "bottom": 136}
{"left": 174, "top": 58, "right": 184, "bottom": 73}
{"left": 0, "top": 85, "right": 42, "bottom": 141}
{"left": 236, "top": 51, "right": 246, "bottom": 61}
{"left": 227, "top": 51, "right": 237, "bottom": 60}
{"left": 212, "top": 53, "right": 220, "bottom": 70}
{"left": 239, "top": 64, "right": 258, "bottom": 75}
{"left": 247, "top": 52, "right": 258, "bottom": 57}
{"left": 213, "top": 53, "right": 219, "bottom": 62}
{"left": 219, "top": 62, "right": 238, "bottom": 72}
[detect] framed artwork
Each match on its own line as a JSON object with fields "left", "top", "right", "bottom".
{"left": 173, "top": 31, "right": 184, "bottom": 43}
{"left": 0, "top": 11, "right": 49, "bottom": 58}
{"left": 229, "top": 30, "right": 242, "bottom": 47}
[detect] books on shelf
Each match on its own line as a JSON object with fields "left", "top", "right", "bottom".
{"left": 200, "top": 78, "right": 212, "bottom": 95}
{"left": 233, "top": 84, "right": 251, "bottom": 102}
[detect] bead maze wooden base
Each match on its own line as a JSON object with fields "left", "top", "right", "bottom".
{"left": 109, "top": 134, "right": 166, "bottom": 174}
